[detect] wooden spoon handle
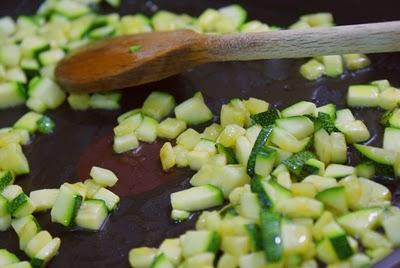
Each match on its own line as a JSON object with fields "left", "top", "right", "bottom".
{"left": 206, "top": 21, "right": 400, "bottom": 61}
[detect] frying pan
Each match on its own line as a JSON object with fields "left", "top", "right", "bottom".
{"left": 1, "top": 0, "right": 400, "bottom": 267}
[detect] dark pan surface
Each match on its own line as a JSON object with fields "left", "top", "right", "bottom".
{"left": 1, "top": 1, "right": 400, "bottom": 267}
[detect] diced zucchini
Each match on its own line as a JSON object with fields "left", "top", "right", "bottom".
{"left": 347, "top": 85, "right": 379, "bottom": 107}
{"left": 38, "top": 49, "right": 65, "bottom": 66}
{"left": 244, "top": 224, "right": 262, "bottom": 251}
{"left": 29, "top": 189, "right": 59, "bottom": 212}
{"left": 88, "top": 25, "right": 116, "bottom": 40}
{"left": 218, "top": 4, "right": 247, "bottom": 29}
{"left": 244, "top": 98, "right": 269, "bottom": 115}
{"left": 5, "top": 67, "right": 27, "bottom": 84}
{"left": 18, "top": 219, "right": 41, "bottom": 251}
{"left": 338, "top": 176, "right": 362, "bottom": 209}
{"left": 142, "top": 91, "right": 175, "bottom": 121}
{"left": 314, "top": 128, "right": 332, "bottom": 164}
{"left": 355, "top": 162, "right": 375, "bottom": 179}
{"left": 0, "top": 249, "right": 19, "bottom": 266}
{"left": 90, "top": 93, "right": 121, "bottom": 110}
{"left": 28, "top": 77, "right": 66, "bottom": 111}
{"left": 324, "top": 164, "right": 355, "bottom": 178}
{"left": 11, "top": 215, "right": 39, "bottom": 236}
{"left": 247, "top": 126, "right": 274, "bottom": 177}
{"left": 301, "top": 12, "right": 334, "bottom": 27}
{"left": 187, "top": 151, "right": 210, "bottom": 171}
{"left": 151, "top": 11, "right": 196, "bottom": 32}
{"left": 260, "top": 210, "right": 282, "bottom": 262}
{"left": 281, "top": 221, "right": 313, "bottom": 256}
{"left": 360, "top": 230, "right": 392, "bottom": 249}
{"left": 282, "top": 151, "right": 316, "bottom": 177}
{"left": 371, "top": 79, "right": 391, "bottom": 92}
{"left": 281, "top": 101, "right": 317, "bottom": 118}
{"left": 378, "top": 87, "right": 400, "bottom": 110}
{"left": 113, "top": 133, "right": 139, "bottom": 154}
{"left": 217, "top": 124, "right": 246, "bottom": 148}
{"left": 239, "top": 251, "right": 267, "bottom": 268}
{"left": 0, "top": 44, "right": 21, "bottom": 67}
{"left": 180, "top": 230, "right": 220, "bottom": 258}
{"left": 250, "top": 109, "right": 280, "bottom": 127}
{"left": 221, "top": 235, "right": 251, "bottom": 256}
{"left": 92, "top": 187, "right": 120, "bottom": 211}
{"left": 8, "top": 193, "right": 36, "bottom": 218}
{"left": 75, "top": 199, "right": 108, "bottom": 231}
{"left": 322, "top": 55, "right": 343, "bottom": 77}
{"left": 300, "top": 59, "right": 325, "bottom": 80}
{"left": 315, "top": 112, "right": 336, "bottom": 134}
{"left": 175, "top": 92, "right": 213, "bottom": 125}
{"left": 316, "top": 236, "right": 354, "bottom": 264}
{"left": 382, "top": 108, "right": 400, "bottom": 128}
{"left": 0, "top": 143, "right": 29, "bottom": 175}
{"left": 0, "top": 171, "right": 14, "bottom": 192}
{"left": 254, "top": 147, "right": 277, "bottom": 177}
{"left": 238, "top": 192, "right": 260, "bottom": 221}
{"left": 176, "top": 129, "right": 201, "bottom": 150}
{"left": 160, "top": 142, "right": 175, "bottom": 171}
{"left": 336, "top": 109, "right": 355, "bottom": 123}
{"left": 276, "top": 197, "right": 323, "bottom": 219}
{"left": 14, "top": 112, "right": 43, "bottom": 133}
{"left": 216, "top": 144, "right": 237, "bottom": 164}
{"left": 382, "top": 214, "right": 400, "bottom": 246}
{"left": 354, "top": 144, "right": 396, "bottom": 165}
{"left": 0, "top": 17, "right": 16, "bottom": 36}
{"left": 158, "top": 238, "right": 182, "bottom": 265}
{"left": 383, "top": 127, "right": 400, "bottom": 152}
{"left": 157, "top": 118, "right": 187, "bottom": 139}
{"left": 271, "top": 127, "right": 310, "bottom": 153}
{"left": 0, "top": 82, "right": 26, "bottom": 109}
{"left": 25, "top": 230, "right": 52, "bottom": 258}
{"left": 171, "top": 209, "right": 190, "bottom": 222}
{"left": 337, "top": 208, "right": 382, "bottom": 236}
{"left": 234, "top": 136, "right": 252, "bottom": 166}
{"left": 202, "top": 123, "right": 223, "bottom": 142}
{"left": 117, "top": 109, "right": 141, "bottom": 124}
{"left": 171, "top": 185, "right": 224, "bottom": 212}
{"left": 315, "top": 186, "right": 348, "bottom": 215}
{"left": 120, "top": 14, "right": 152, "bottom": 35}
{"left": 114, "top": 113, "right": 142, "bottom": 136}
{"left": 304, "top": 158, "right": 325, "bottom": 176}
{"left": 150, "top": 253, "right": 174, "bottom": 268}
{"left": 217, "top": 254, "right": 238, "bottom": 268}
{"left": 303, "top": 175, "right": 338, "bottom": 192}
{"left": 50, "top": 184, "right": 83, "bottom": 227}
{"left": 31, "top": 237, "right": 61, "bottom": 267}
{"left": 173, "top": 145, "right": 189, "bottom": 168}
{"left": 90, "top": 166, "right": 118, "bottom": 187}
{"left": 318, "top": 104, "right": 336, "bottom": 119}
{"left": 343, "top": 54, "right": 370, "bottom": 70}
{"left": 330, "top": 132, "right": 347, "bottom": 164}
{"left": 83, "top": 179, "right": 102, "bottom": 199}
{"left": 337, "top": 120, "right": 371, "bottom": 144}
{"left": 64, "top": 182, "right": 87, "bottom": 200}
{"left": 291, "top": 182, "right": 317, "bottom": 198}
{"left": 193, "top": 139, "right": 216, "bottom": 155}
{"left": 135, "top": 116, "right": 158, "bottom": 143}
{"left": 54, "top": 0, "right": 91, "bottom": 19}
{"left": 275, "top": 116, "right": 314, "bottom": 140}
{"left": 67, "top": 94, "right": 91, "bottom": 111}
{"left": 129, "top": 247, "right": 157, "bottom": 268}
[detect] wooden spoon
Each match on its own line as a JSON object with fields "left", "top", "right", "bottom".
{"left": 56, "top": 21, "right": 400, "bottom": 93}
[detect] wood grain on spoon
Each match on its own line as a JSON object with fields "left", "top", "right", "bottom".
{"left": 56, "top": 21, "right": 400, "bottom": 93}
